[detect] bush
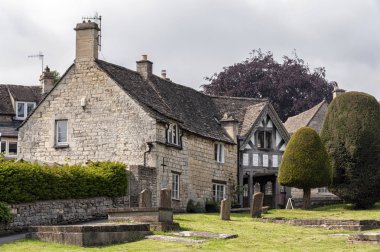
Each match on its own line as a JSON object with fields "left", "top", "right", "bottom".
{"left": 0, "top": 160, "right": 128, "bottom": 204}
{"left": 278, "top": 127, "right": 331, "bottom": 208}
{"left": 321, "top": 92, "right": 380, "bottom": 209}
{"left": 186, "top": 199, "right": 204, "bottom": 213}
{"left": 0, "top": 202, "right": 11, "bottom": 223}
{"left": 205, "top": 198, "right": 219, "bottom": 213}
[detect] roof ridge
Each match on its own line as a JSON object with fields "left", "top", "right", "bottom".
{"left": 209, "top": 95, "right": 269, "bottom": 102}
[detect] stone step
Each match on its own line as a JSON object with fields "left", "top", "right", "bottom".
{"left": 145, "top": 235, "right": 205, "bottom": 244}
{"left": 348, "top": 232, "right": 380, "bottom": 245}
{"left": 171, "top": 231, "right": 237, "bottom": 239}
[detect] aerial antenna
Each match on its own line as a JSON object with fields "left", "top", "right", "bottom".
{"left": 82, "top": 12, "right": 102, "bottom": 51}
{"left": 28, "top": 52, "right": 44, "bottom": 73}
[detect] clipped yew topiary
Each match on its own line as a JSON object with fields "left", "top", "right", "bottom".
{"left": 279, "top": 127, "right": 332, "bottom": 209}
{"left": 320, "top": 92, "right": 380, "bottom": 209}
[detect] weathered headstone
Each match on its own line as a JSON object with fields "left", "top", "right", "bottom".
{"left": 139, "top": 189, "right": 152, "bottom": 208}
{"left": 220, "top": 199, "right": 231, "bottom": 220}
{"left": 160, "top": 188, "right": 172, "bottom": 209}
{"left": 250, "top": 192, "right": 264, "bottom": 218}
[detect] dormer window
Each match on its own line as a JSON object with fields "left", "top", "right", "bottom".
{"left": 16, "top": 101, "right": 36, "bottom": 120}
{"left": 167, "top": 123, "right": 180, "bottom": 145}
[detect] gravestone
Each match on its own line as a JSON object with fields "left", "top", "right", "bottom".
{"left": 160, "top": 188, "right": 172, "bottom": 209}
{"left": 139, "top": 189, "right": 152, "bottom": 208}
{"left": 220, "top": 199, "right": 231, "bottom": 220}
{"left": 250, "top": 192, "right": 264, "bottom": 218}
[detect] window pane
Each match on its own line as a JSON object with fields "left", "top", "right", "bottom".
{"left": 258, "top": 131, "right": 264, "bottom": 148}
{"left": 266, "top": 132, "right": 272, "bottom": 148}
{"left": 272, "top": 155, "right": 278, "bottom": 167}
{"left": 56, "top": 120, "right": 68, "bottom": 143}
{"left": 17, "top": 103, "right": 25, "bottom": 118}
{"left": 27, "top": 103, "right": 35, "bottom": 116}
{"left": 173, "top": 125, "right": 177, "bottom": 144}
{"left": 243, "top": 153, "right": 249, "bottom": 166}
{"left": 8, "top": 142, "right": 17, "bottom": 155}
{"left": 263, "top": 154, "right": 268, "bottom": 167}
{"left": 253, "top": 154, "right": 259, "bottom": 166}
{"left": 214, "top": 144, "right": 218, "bottom": 161}
{"left": 1, "top": 141, "right": 6, "bottom": 154}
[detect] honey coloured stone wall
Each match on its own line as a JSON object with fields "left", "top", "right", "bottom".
{"left": 18, "top": 61, "right": 157, "bottom": 165}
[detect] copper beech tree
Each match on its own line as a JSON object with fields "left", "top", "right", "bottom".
{"left": 202, "top": 50, "right": 333, "bottom": 121}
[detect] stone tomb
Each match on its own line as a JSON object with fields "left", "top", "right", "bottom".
{"left": 139, "top": 189, "right": 152, "bottom": 208}
{"left": 27, "top": 223, "right": 151, "bottom": 247}
{"left": 108, "top": 188, "right": 180, "bottom": 231}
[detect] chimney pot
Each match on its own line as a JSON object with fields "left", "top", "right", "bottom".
{"left": 161, "top": 70, "right": 167, "bottom": 79}
{"left": 142, "top": 54, "right": 148, "bottom": 60}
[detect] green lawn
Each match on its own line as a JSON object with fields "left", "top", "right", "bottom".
{"left": 1, "top": 204, "right": 379, "bottom": 252}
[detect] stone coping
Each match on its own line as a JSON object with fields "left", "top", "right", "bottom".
{"left": 258, "top": 217, "right": 380, "bottom": 231}
{"left": 29, "top": 223, "right": 150, "bottom": 233}
{"left": 108, "top": 207, "right": 172, "bottom": 213}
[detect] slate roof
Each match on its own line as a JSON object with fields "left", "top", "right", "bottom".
{"left": 284, "top": 100, "right": 327, "bottom": 134}
{"left": 0, "top": 84, "right": 42, "bottom": 115}
{"left": 96, "top": 60, "right": 235, "bottom": 143}
{"left": 0, "top": 121, "right": 22, "bottom": 137}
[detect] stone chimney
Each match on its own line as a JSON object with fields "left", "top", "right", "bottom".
{"left": 74, "top": 21, "right": 100, "bottom": 62}
{"left": 220, "top": 113, "right": 238, "bottom": 143}
{"left": 40, "top": 66, "right": 54, "bottom": 94}
{"left": 136, "top": 55, "right": 153, "bottom": 80}
{"left": 331, "top": 81, "right": 345, "bottom": 99}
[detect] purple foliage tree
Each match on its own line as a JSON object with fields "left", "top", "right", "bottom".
{"left": 202, "top": 50, "right": 333, "bottom": 121}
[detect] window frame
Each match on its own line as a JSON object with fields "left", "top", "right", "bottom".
{"left": 55, "top": 120, "right": 68, "bottom": 146}
{"left": 171, "top": 173, "right": 180, "bottom": 200}
{"left": 167, "top": 123, "right": 180, "bottom": 146}
{"left": 256, "top": 129, "right": 273, "bottom": 149}
{"left": 0, "top": 140, "right": 18, "bottom": 157}
{"left": 15, "top": 101, "right": 36, "bottom": 120}
{"left": 214, "top": 143, "right": 225, "bottom": 163}
{"left": 212, "top": 183, "right": 226, "bottom": 202}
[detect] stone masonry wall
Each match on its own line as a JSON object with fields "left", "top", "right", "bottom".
{"left": 18, "top": 60, "right": 156, "bottom": 165}
{"left": 129, "top": 165, "right": 157, "bottom": 207}
{"left": 149, "top": 122, "right": 237, "bottom": 211}
{"left": 0, "top": 196, "right": 129, "bottom": 235}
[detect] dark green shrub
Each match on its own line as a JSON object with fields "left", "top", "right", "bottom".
{"left": 278, "top": 127, "right": 332, "bottom": 209}
{"left": 186, "top": 199, "right": 204, "bottom": 213}
{"left": 0, "top": 160, "right": 128, "bottom": 204}
{"left": 205, "top": 198, "right": 219, "bottom": 213}
{"left": 0, "top": 202, "right": 11, "bottom": 223}
{"left": 321, "top": 92, "right": 380, "bottom": 209}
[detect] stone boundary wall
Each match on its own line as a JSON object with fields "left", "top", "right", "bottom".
{"left": 0, "top": 196, "right": 129, "bottom": 236}
{"left": 292, "top": 197, "right": 343, "bottom": 208}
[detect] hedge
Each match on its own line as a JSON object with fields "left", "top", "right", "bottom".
{"left": 0, "top": 160, "right": 128, "bottom": 204}
{"left": 320, "top": 91, "right": 380, "bottom": 209}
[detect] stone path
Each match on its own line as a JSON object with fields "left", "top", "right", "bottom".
{"left": 0, "top": 233, "right": 26, "bottom": 244}
{"left": 145, "top": 235, "right": 206, "bottom": 244}
{"left": 172, "top": 231, "right": 237, "bottom": 239}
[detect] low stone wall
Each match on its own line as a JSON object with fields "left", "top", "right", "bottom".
{"left": 258, "top": 217, "right": 380, "bottom": 231}
{"left": 0, "top": 196, "right": 129, "bottom": 236}
{"left": 292, "top": 197, "right": 343, "bottom": 208}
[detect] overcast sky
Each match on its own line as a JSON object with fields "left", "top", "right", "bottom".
{"left": 1, "top": 0, "right": 380, "bottom": 99}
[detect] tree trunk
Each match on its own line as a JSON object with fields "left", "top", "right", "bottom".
{"left": 303, "top": 188, "right": 311, "bottom": 209}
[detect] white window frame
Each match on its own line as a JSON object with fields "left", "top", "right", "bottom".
{"left": 167, "top": 123, "right": 180, "bottom": 145}
{"left": 55, "top": 120, "right": 68, "bottom": 146}
{"left": 172, "top": 173, "right": 180, "bottom": 200}
{"left": 215, "top": 143, "right": 225, "bottom": 163}
{"left": 212, "top": 183, "right": 226, "bottom": 202}
{"left": 0, "top": 140, "right": 17, "bottom": 157}
{"left": 15, "top": 101, "right": 36, "bottom": 120}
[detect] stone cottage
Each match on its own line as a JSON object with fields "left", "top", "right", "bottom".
{"left": 0, "top": 82, "right": 48, "bottom": 159}
{"left": 18, "top": 21, "right": 290, "bottom": 210}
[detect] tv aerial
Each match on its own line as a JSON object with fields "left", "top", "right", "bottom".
{"left": 28, "top": 52, "right": 44, "bottom": 73}
{"left": 82, "top": 12, "right": 102, "bottom": 51}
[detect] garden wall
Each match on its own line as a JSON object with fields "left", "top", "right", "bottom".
{"left": 0, "top": 196, "right": 129, "bottom": 236}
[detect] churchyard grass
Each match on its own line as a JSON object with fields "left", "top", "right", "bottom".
{"left": 1, "top": 204, "right": 379, "bottom": 252}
